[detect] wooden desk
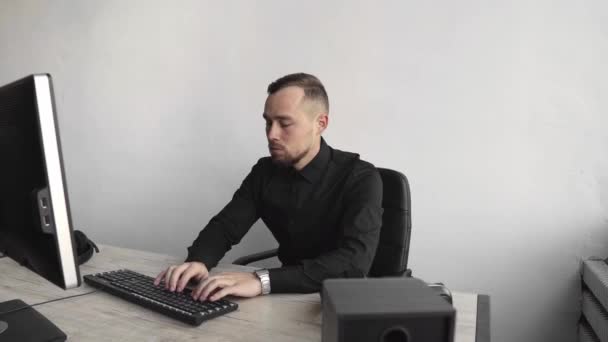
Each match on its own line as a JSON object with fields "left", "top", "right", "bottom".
{"left": 0, "top": 245, "right": 489, "bottom": 341}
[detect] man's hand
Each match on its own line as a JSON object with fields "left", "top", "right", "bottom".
{"left": 154, "top": 261, "right": 209, "bottom": 292}
{"left": 192, "top": 271, "right": 262, "bottom": 302}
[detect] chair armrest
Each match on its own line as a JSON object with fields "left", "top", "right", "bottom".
{"left": 233, "top": 248, "right": 279, "bottom": 266}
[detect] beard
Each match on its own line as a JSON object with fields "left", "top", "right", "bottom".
{"left": 270, "top": 146, "right": 310, "bottom": 168}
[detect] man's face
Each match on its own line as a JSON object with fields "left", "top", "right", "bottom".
{"left": 263, "top": 86, "right": 322, "bottom": 167}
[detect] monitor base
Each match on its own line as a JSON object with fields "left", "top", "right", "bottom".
{"left": 0, "top": 299, "right": 66, "bottom": 341}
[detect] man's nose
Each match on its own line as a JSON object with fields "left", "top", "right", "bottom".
{"left": 267, "top": 123, "right": 279, "bottom": 141}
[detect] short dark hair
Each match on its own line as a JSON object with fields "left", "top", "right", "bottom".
{"left": 267, "top": 73, "right": 329, "bottom": 113}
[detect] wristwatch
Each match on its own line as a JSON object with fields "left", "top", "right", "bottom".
{"left": 254, "top": 269, "right": 271, "bottom": 295}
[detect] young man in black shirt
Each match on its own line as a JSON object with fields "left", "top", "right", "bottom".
{"left": 155, "top": 73, "right": 383, "bottom": 301}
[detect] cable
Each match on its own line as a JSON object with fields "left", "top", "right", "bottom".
{"left": 0, "top": 290, "right": 98, "bottom": 317}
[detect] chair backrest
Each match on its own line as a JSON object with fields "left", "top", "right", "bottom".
{"left": 368, "top": 167, "right": 412, "bottom": 277}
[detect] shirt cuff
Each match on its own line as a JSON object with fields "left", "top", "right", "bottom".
{"left": 268, "top": 265, "right": 319, "bottom": 293}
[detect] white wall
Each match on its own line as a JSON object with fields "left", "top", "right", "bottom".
{"left": 2, "top": 1, "right": 607, "bottom": 341}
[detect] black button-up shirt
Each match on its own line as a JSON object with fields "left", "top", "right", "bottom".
{"left": 186, "top": 139, "right": 383, "bottom": 293}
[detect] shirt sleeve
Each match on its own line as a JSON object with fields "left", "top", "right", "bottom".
{"left": 185, "top": 160, "right": 264, "bottom": 269}
{"left": 268, "top": 165, "right": 383, "bottom": 293}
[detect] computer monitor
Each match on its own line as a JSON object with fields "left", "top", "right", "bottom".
{"left": 0, "top": 74, "right": 80, "bottom": 289}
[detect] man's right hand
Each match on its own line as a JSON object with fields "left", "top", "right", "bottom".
{"left": 154, "top": 261, "right": 209, "bottom": 293}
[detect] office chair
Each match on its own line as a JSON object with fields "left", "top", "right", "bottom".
{"left": 234, "top": 167, "right": 413, "bottom": 278}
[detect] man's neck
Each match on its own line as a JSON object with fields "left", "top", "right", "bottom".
{"left": 293, "top": 139, "right": 321, "bottom": 171}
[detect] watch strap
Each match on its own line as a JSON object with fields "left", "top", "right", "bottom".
{"left": 254, "top": 269, "right": 271, "bottom": 295}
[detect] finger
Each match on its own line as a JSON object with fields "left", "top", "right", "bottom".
{"left": 195, "top": 265, "right": 209, "bottom": 281}
{"left": 200, "top": 278, "right": 234, "bottom": 301}
{"left": 177, "top": 265, "right": 204, "bottom": 292}
{"left": 191, "top": 272, "right": 226, "bottom": 299}
{"left": 196, "top": 278, "right": 224, "bottom": 301}
{"left": 209, "top": 285, "right": 236, "bottom": 301}
{"left": 163, "top": 266, "right": 176, "bottom": 289}
{"left": 198, "top": 279, "right": 222, "bottom": 301}
{"left": 154, "top": 269, "right": 167, "bottom": 286}
{"left": 168, "top": 264, "right": 189, "bottom": 292}
{"left": 192, "top": 276, "right": 214, "bottom": 300}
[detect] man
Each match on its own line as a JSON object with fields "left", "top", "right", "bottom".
{"left": 154, "top": 73, "right": 383, "bottom": 302}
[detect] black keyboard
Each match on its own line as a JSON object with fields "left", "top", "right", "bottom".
{"left": 84, "top": 269, "right": 238, "bottom": 326}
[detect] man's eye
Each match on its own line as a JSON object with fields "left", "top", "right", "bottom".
{"left": 280, "top": 123, "right": 292, "bottom": 128}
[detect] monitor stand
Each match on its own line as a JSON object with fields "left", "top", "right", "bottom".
{"left": 0, "top": 299, "right": 67, "bottom": 341}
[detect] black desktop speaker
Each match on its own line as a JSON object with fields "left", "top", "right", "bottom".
{"left": 321, "top": 278, "right": 455, "bottom": 342}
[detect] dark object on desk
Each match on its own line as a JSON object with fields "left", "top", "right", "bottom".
{"left": 322, "top": 278, "right": 455, "bottom": 342}
{"left": 73, "top": 230, "right": 99, "bottom": 265}
{"left": 476, "top": 295, "right": 491, "bottom": 342}
{"left": 84, "top": 269, "right": 238, "bottom": 326}
{"left": 428, "top": 282, "right": 453, "bottom": 305}
{"left": 235, "top": 167, "right": 413, "bottom": 278}
{"left": 0, "top": 299, "right": 66, "bottom": 342}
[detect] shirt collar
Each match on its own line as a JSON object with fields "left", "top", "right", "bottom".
{"left": 297, "top": 137, "right": 330, "bottom": 184}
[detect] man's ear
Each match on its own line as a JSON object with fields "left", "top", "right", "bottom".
{"left": 317, "top": 113, "right": 329, "bottom": 134}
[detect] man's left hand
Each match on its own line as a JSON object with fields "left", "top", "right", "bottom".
{"left": 192, "top": 271, "right": 262, "bottom": 301}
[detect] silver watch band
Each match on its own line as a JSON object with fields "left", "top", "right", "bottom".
{"left": 254, "top": 269, "right": 271, "bottom": 295}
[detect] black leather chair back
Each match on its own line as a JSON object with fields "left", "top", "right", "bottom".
{"left": 368, "top": 168, "right": 412, "bottom": 277}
